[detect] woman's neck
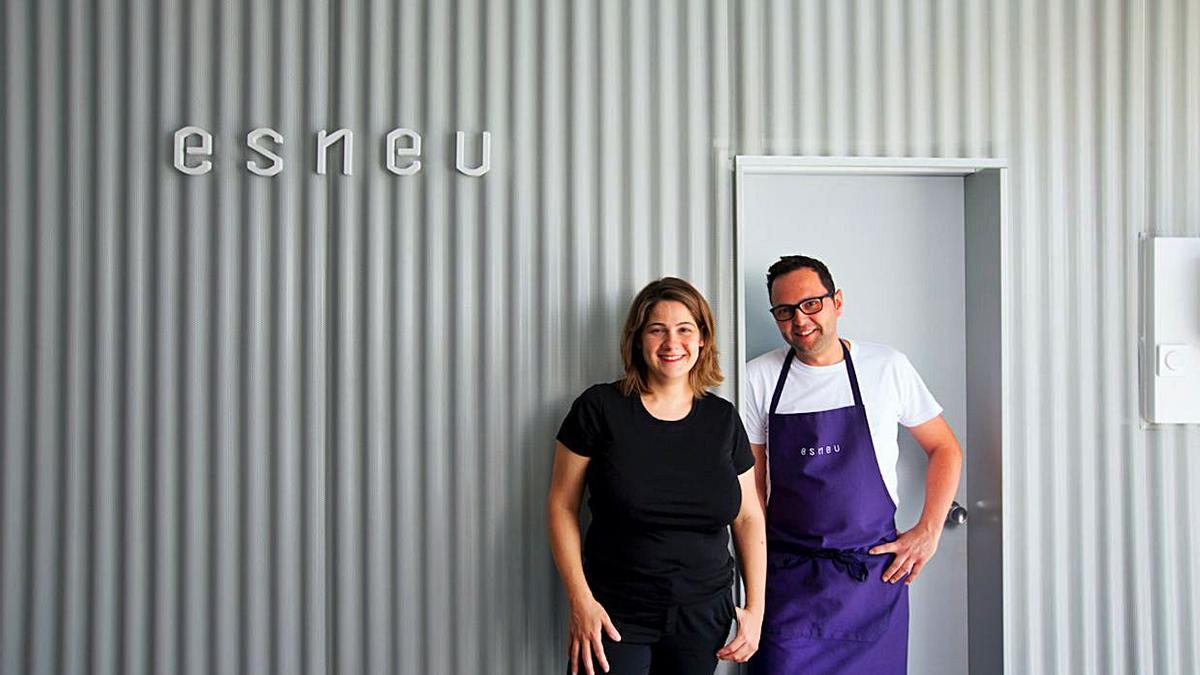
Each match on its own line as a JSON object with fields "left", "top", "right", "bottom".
{"left": 640, "top": 378, "right": 695, "bottom": 421}
{"left": 643, "top": 375, "right": 694, "bottom": 402}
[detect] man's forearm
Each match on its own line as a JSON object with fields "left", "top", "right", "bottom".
{"left": 917, "top": 443, "right": 963, "bottom": 533}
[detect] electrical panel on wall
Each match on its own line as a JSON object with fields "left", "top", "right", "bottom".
{"left": 1142, "top": 237, "right": 1200, "bottom": 424}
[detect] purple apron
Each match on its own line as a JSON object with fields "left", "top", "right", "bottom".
{"left": 749, "top": 341, "right": 908, "bottom": 675}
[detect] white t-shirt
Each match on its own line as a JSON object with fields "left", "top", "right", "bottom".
{"left": 741, "top": 340, "right": 943, "bottom": 508}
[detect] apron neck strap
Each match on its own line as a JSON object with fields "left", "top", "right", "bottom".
{"left": 768, "top": 340, "right": 864, "bottom": 415}
{"left": 841, "top": 340, "right": 864, "bottom": 408}
{"left": 769, "top": 349, "right": 796, "bottom": 415}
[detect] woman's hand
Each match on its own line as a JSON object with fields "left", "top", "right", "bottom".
{"left": 567, "top": 595, "right": 621, "bottom": 675}
{"left": 716, "top": 605, "right": 761, "bottom": 663}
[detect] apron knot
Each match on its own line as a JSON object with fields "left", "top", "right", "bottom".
{"left": 772, "top": 546, "right": 870, "bottom": 582}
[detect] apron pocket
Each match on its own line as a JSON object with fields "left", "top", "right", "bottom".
{"left": 761, "top": 552, "right": 906, "bottom": 642}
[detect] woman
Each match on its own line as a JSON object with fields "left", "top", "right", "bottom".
{"left": 547, "top": 277, "right": 766, "bottom": 675}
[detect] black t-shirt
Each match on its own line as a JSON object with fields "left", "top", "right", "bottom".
{"left": 557, "top": 382, "right": 755, "bottom": 630}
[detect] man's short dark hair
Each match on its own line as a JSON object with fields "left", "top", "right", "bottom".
{"left": 766, "top": 255, "right": 836, "bottom": 298}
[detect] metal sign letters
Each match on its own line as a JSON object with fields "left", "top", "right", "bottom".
{"left": 173, "top": 126, "right": 492, "bottom": 177}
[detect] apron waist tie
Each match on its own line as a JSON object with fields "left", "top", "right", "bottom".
{"left": 772, "top": 546, "right": 870, "bottom": 582}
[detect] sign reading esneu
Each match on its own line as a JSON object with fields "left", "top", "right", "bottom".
{"left": 173, "top": 126, "right": 491, "bottom": 177}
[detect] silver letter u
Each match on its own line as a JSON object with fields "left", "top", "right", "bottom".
{"left": 455, "top": 130, "right": 490, "bottom": 177}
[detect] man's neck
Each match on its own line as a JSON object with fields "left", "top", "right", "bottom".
{"left": 794, "top": 337, "right": 846, "bottom": 367}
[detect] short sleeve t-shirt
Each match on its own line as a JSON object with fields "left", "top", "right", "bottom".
{"left": 557, "top": 383, "right": 755, "bottom": 629}
{"left": 740, "top": 340, "right": 942, "bottom": 507}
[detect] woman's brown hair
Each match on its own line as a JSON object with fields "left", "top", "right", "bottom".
{"left": 619, "top": 277, "right": 723, "bottom": 397}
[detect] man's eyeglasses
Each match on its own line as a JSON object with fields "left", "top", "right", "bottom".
{"left": 769, "top": 291, "right": 835, "bottom": 322}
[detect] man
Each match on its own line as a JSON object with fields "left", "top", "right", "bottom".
{"left": 742, "top": 255, "right": 962, "bottom": 674}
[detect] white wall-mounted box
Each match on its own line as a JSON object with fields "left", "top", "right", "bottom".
{"left": 1142, "top": 237, "right": 1200, "bottom": 424}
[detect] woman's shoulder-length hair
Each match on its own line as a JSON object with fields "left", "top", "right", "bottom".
{"left": 619, "top": 277, "right": 723, "bottom": 398}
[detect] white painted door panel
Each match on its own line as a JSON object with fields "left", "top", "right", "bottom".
{"left": 738, "top": 173, "right": 968, "bottom": 675}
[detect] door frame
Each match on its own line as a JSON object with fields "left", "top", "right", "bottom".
{"left": 732, "top": 155, "right": 1009, "bottom": 675}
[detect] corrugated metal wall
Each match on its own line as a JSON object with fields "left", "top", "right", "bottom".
{"left": 731, "top": 3, "right": 1200, "bottom": 675}
{"left": 1, "top": 1, "right": 1197, "bottom": 674}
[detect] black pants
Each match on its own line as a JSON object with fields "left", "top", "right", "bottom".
{"left": 572, "top": 592, "right": 735, "bottom": 675}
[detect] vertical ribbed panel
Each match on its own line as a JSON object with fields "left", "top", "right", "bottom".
{"left": 2, "top": 2, "right": 1198, "bottom": 674}
{"left": 732, "top": 2, "right": 1198, "bottom": 674}
{"left": 0, "top": 1, "right": 733, "bottom": 674}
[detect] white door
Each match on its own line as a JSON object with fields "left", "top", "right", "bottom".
{"left": 736, "top": 169, "right": 974, "bottom": 675}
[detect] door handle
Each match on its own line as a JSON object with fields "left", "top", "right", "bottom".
{"left": 946, "top": 501, "right": 968, "bottom": 527}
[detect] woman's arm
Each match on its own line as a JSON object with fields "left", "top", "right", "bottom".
{"left": 749, "top": 442, "right": 768, "bottom": 514}
{"left": 547, "top": 442, "right": 596, "bottom": 603}
{"left": 718, "top": 468, "right": 767, "bottom": 663}
{"left": 547, "top": 442, "right": 620, "bottom": 675}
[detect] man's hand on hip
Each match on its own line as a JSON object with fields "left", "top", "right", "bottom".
{"left": 868, "top": 522, "right": 942, "bottom": 585}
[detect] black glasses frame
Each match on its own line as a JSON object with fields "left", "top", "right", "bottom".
{"left": 768, "top": 291, "right": 835, "bottom": 321}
